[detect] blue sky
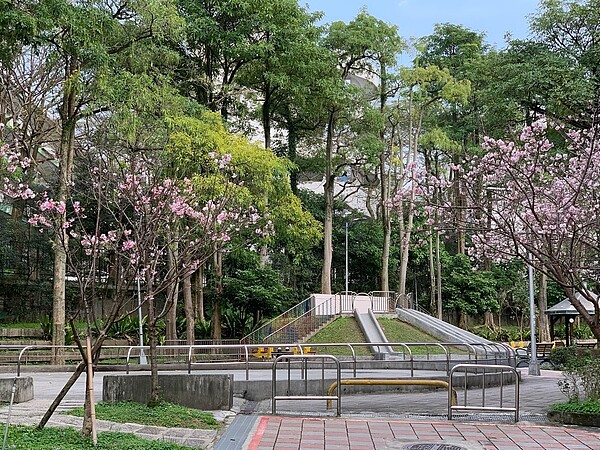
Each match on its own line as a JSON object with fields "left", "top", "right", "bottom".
{"left": 304, "top": 1, "right": 540, "bottom": 51}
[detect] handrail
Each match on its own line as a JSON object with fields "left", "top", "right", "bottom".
{"left": 7, "top": 341, "right": 512, "bottom": 378}
{"left": 16, "top": 345, "right": 80, "bottom": 376}
{"left": 271, "top": 354, "right": 342, "bottom": 416}
{"left": 448, "top": 363, "right": 520, "bottom": 422}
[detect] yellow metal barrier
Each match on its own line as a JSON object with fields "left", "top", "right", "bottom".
{"left": 326, "top": 379, "right": 457, "bottom": 409}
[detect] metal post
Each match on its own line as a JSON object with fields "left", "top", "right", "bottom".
{"left": 345, "top": 221, "right": 349, "bottom": 294}
{"left": 137, "top": 278, "right": 148, "bottom": 365}
{"left": 527, "top": 253, "right": 540, "bottom": 375}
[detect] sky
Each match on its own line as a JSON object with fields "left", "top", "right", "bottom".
{"left": 304, "top": 0, "right": 540, "bottom": 54}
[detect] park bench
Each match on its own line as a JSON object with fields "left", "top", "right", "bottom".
{"left": 574, "top": 341, "right": 597, "bottom": 350}
{"left": 515, "top": 341, "right": 563, "bottom": 368}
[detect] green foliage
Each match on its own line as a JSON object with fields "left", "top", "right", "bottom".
{"left": 442, "top": 254, "right": 499, "bottom": 316}
{"left": 2, "top": 425, "right": 190, "bottom": 449}
{"left": 68, "top": 401, "right": 218, "bottom": 429}
{"left": 105, "top": 315, "right": 145, "bottom": 344}
{"left": 194, "top": 319, "right": 211, "bottom": 340}
{"left": 39, "top": 315, "right": 52, "bottom": 340}
{"left": 39, "top": 316, "right": 76, "bottom": 344}
{"left": 551, "top": 399, "right": 600, "bottom": 414}
{"left": 550, "top": 346, "right": 581, "bottom": 371}
{"left": 553, "top": 348, "right": 600, "bottom": 402}
{"left": 470, "top": 325, "right": 530, "bottom": 342}
{"left": 220, "top": 307, "right": 255, "bottom": 340}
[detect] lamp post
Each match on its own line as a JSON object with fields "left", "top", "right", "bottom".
{"left": 137, "top": 278, "right": 147, "bottom": 365}
{"left": 345, "top": 221, "right": 349, "bottom": 295}
{"left": 527, "top": 252, "right": 540, "bottom": 376}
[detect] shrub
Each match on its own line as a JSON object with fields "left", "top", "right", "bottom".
{"left": 550, "top": 346, "right": 581, "bottom": 370}
{"left": 555, "top": 348, "right": 600, "bottom": 402}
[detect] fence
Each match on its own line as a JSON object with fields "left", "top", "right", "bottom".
{"left": 6, "top": 341, "right": 517, "bottom": 379}
{"left": 448, "top": 363, "right": 520, "bottom": 422}
{"left": 241, "top": 291, "right": 399, "bottom": 345}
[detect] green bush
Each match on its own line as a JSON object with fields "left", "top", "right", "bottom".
{"left": 554, "top": 348, "right": 600, "bottom": 402}
{"left": 550, "top": 346, "right": 581, "bottom": 370}
{"left": 551, "top": 399, "right": 600, "bottom": 414}
{"left": 469, "top": 325, "right": 529, "bottom": 342}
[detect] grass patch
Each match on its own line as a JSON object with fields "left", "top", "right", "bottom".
{"left": 2, "top": 426, "right": 192, "bottom": 449}
{"left": 306, "top": 316, "right": 448, "bottom": 357}
{"left": 0, "top": 322, "right": 41, "bottom": 329}
{"left": 307, "top": 317, "right": 370, "bottom": 356}
{"left": 377, "top": 318, "right": 443, "bottom": 355}
{"left": 67, "top": 401, "right": 219, "bottom": 430}
{"left": 550, "top": 400, "right": 600, "bottom": 414}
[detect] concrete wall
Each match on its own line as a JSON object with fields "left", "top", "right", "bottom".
{"left": 103, "top": 374, "right": 233, "bottom": 410}
{"left": 0, "top": 377, "right": 33, "bottom": 403}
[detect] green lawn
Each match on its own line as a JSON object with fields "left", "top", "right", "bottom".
{"left": 2, "top": 426, "right": 192, "bottom": 449}
{"left": 306, "top": 316, "right": 442, "bottom": 356}
{"left": 67, "top": 401, "right": 219, "bottom": 430}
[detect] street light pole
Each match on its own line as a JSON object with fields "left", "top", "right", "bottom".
{"left": 345, "top": 221, "right": 349, "bottom": 294}
{"left": 527, "top": 252, "right": 540, "bottom": 376}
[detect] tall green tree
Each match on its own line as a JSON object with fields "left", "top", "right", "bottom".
{"left": 319, "top": 10, "right": 402, "bottom": 294}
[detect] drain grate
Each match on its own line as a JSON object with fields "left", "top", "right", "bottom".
{"left": 402, "top": 444, "right": 467, "bottom": 450}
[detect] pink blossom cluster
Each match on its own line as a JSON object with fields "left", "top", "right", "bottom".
{"left": 0, "top": 142, "right": 35, "bottom": 202}
{"left": 461, "top": 119, "right": 600, "bottom": 270}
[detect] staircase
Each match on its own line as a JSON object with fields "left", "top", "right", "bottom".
{"left": 241, "top": 291, "right": 401, "bottom": 346}
{"left": 241, "top": 294, "right": 339, "bottom": 345}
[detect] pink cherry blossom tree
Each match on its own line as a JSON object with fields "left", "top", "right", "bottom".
{"left": 450, "top": 118, "right": 600, "bottom": 341}
{"left": 30, "top": 144, "right": 265, "bottom": 431}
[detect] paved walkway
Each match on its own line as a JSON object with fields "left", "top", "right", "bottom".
{"left": 215, "top": 369, "right": 600, "bottom": 450}
{"left": 1, "top": 368, "right": 600, "bottom": 449}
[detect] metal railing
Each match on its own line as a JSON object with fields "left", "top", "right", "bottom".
{"left": 241, "top": 294, "right": 339, "bottom": 345}
{"left": 368, "top": 291, "right": 398, "bottom": 313}
{"left": 271, "top": 354, "right": 341, "bottom": 416}
{"left": 448, "top": 363, "right": 520, "bottom": 422}
{"left": 7, "top": 341, "right": 517, "bottom": 379}
{"left": 241, "top": 291, "right": 399, "bottom": 346}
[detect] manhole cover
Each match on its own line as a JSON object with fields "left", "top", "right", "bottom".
{"left": 403, "top": 445, "right": 467, "bottom": 450}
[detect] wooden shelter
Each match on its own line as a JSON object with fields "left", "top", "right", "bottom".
{"left": 545, "top": 292, "right": 596, "bottom": 346}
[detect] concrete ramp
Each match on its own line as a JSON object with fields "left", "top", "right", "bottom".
{"left": 355, "top": 309, "right": 394, "bottom": 356}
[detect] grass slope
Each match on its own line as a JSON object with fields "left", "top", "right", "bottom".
{"left": 306, "top": 316, "right": 440, "bottom": 356}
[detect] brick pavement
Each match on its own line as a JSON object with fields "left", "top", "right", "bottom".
{"left": 242, "top": 416, "right": 600, "bottom": 450}
{"left": 214, "top": 369, "right": 600, "bottom": 450}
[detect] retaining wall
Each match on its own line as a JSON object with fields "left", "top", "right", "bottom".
{"left": 103, "top": 374, "right": 233, "bottom": 410}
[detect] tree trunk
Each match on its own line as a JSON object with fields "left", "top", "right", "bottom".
{"left": 38, "top": 361, "right": 86, "bottom": 429}
{"left": 320, "top": 111, "right": 336, "bottom": 295}
{"left": 211, "top": 249, "right": 223, "bottom": 341}
{"left": 38, "top": 332, "right": 107, "bottom": 431}
{"left": 379, "top": 152, "right": 391, "bottom": 292}
{"left": 51, "top": 244, "right": 67, "bottom": 365}
{"left": 165, "top": 246, "right": 179, "bottom": 345}
{"left": 436, "top": 230, "right": 442, "bottom": 320}
{"left": 287, "top": 116, "right": 298, "bottom": 194}
{"left": 183, "top": 272, "right": 195, "bottom": 346}
{"left": 428, "top": 230, "right": 435, "bottom": 312}
{"left": 146, "top": 278, "right": 160, "bottom": 405}
{"left": 484, "top": 311, "right": 496, "bottom": 328}
{"left": 538, "top": 272, "right": 551, "bottom": 342}
{"left": 51, "top": 57, "right": 78, "bottom": 365}
{"left": 379, "top": 63, "right": 390, "bottom": 293}
{"left": 195, "top": 263, "right": 205, "bottom": 322}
